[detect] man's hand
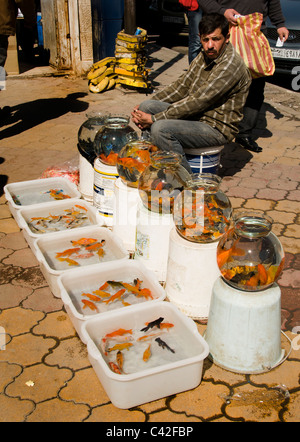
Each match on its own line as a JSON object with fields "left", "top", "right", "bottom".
{"left": 277, "top": 27, "right": 289, "bottom": 42}
{"left": 224, "top": 9, "right": 240, "bottom": 25}
{"left": 131, "top": 107, "right": 153, "bottom": 130}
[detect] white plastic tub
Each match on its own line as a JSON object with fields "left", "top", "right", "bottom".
{"left": 81, "top": 301, "right": 209, "bottom": 409}
{"left": 17, "top": 198, "right": 103, "bottom": 253}
{"left": 4, "top": 177, "right": 81, "bottom": 222}
{"left": 58, "top": 260, "right": 166, "bottom": 342}
{"left": 34, "top": 225, "right": 129, "bottom": 298}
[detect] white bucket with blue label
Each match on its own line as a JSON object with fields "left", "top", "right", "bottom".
{"left": 185, "top": 146, "right": 223, "bottom": 174}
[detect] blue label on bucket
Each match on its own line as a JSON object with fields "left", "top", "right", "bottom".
{"left": 186, "top": 153, "right": 221, "bottom": 174}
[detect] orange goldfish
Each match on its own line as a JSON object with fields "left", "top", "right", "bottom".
{"left": 257, "top": 263, "right": 268, "bottom": 285}
{"left": 109, "top": 361, "right": 121, "bottom": 374}
{"left": 107, "top": 342, "right": 133, "bottom": 352}
{"left": 116, "top": 350, "right": 124, "bottom": 371}
{"left": 56, "top": 247, "right": 81, "bottom": 258}
{"left": 64, "top": 258, "right": 79, "bottom": 266}
{"left": 160, "top": 322, "right": 174, "bottom": 330}
{"left": 137, "top": 288, "right": 153, "bottom": 299}
{"left": 85, "top": 242, "right": 104, "bottom": 251}
{"left": 93, "top": 289, "right": 111, "bottom": 298}
{"left": 99, "top": 281, "right": 109, "bottom": 290}
{"left": 143, "top": 344, "right": 151, "bottom": 362}
{"left": 71, "top": 238, "right": 98, "bottom": 246}
{"left": 97, "top": 248, "right": 105, "bottom": 258}
{"left": 104, "top": 288, "right": 126, "bottom": 304}
{"left": 75, "top": 204, "right": 88, "bottom": 211}
{"left": 104, "top": 328, "right": 133, "bottom": 339}
{"left": 82, "top": 293, "right": 102, "bottom": 302}
{"left": 82, "top": 299, "right": 98, "bottom": 311}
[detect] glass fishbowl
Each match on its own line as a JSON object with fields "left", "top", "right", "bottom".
{"left": 77, "top": 111, "right": 108, "bottom": 164}
{"left": 138, "top": 151, "right": 192, "bottom": 214}
{"left": 117, "top": 135, "right": 160, "bottom": 188}
{"left": 93, "top": 115, "right": 137, "bottom": 166}
{"left": 173, "top": 173, "right": 232, "bottom": 243}
{"left": 217, "top": 212, "right": 285, "bottom": 291}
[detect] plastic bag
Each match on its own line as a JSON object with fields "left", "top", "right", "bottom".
{"left": 40, "top": 158, "right": 79, "bottom": 185}
{"left": 229, "top": 12, "right": 275, "bottom": 78}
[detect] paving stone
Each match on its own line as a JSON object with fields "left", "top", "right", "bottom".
{"left": 86, "top": 403, "right": 146, "bottom": 422}
{"left": 0, "top": 333, "right": 56, "bottom": 366}
{"left": 3, "top": 248, "right": 39, "bottom": 268}
{"left": 0, "top": 307, "right": 44, "bottom": 336}
{"left": 26, "top": 398, "right": 90, "bottom": 422}
{"left": 59, "top": 367, "right": 110, "bottom": 407}
{"left": 0, "top": 361, "right": 22, "bottom": 393}
{"left": 23, "top": 287, "right": 63, "bottom": 313}
{"left": 44, "top": 337, "right": 89, "bottom": 370}
{"left": 5, "top": 364, "right": 73, "bottom": 402}
{"left": 0, "top": 283, "right": 33, "bottom": 309}
{"left": 33, "top": 310, "right": 76, "bottom": 339}
{"left": 0, "top": 394, "right": 34, "bottom": 422}
{"left": 0, "top": 232, "right": 27, "bottom": 250}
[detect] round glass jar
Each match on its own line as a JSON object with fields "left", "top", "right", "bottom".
{"left": 77, "top": 111, "right": 108, "bottom": 163}
{"left": 93, "top": 115, "right": 137, "bottom": 166}
{"left": 173, "top": 173, "right": 232, "bottom": 243}
{"left": 217, "top": 212, "right": 285, "bottom": 292}
{"left": 138, "top": 151, "right": 192, "bottom": 214}
{"left": 117, "top": 136, "right": 160, "bottom": 188}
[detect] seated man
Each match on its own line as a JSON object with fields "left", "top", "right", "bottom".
{"left": 131, "top": 13, "right": 252, "bottom": 171}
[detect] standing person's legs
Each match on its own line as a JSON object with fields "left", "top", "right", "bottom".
{"left": 236, "top": 77, "right": 266, "bottom": 152}
{"left": 187, "top": 9, "right": 202, "bottom": 64}
{"left": 0, "top": 34, "right": 10, "bottom": 119}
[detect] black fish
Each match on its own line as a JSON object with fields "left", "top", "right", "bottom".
{"left": 140, "top": 317, "right": 164, "bottom": 332}
{"left": 155, "top": 337, "right": 175, "bottom": 354}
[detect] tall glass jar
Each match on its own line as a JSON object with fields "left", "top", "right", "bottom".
{"left": 117, "top": 135, "right": 160, "bottom": 188}
{"left": 138, "top": 151, "right": 192, "bottom": 214}
{"left": 77, "top": 111, "right": 108, "bottom": 164}
{"left": 173, "top": 173, "right": 232, "bottom": 243}
{"left": 93, "top": 115, "right": 137, "bottom": 166}
{"left": 217, "top": 212, "right": 285, "bottom": 292}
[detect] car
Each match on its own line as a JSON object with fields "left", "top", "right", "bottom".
{"left": 266, "top": 0, "right": 300, "bottom": 76}
{"left": 149, "top": 0, "right": 189, "bottom": 35}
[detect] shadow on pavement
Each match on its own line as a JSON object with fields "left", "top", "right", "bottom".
{"left": 0, "top": 92, "right": 89, "bottom": 140}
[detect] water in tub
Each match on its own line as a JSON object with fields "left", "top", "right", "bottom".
{"left": 94, "top": 318, "right": 197, "bottom": 374}
{"left": 12, "top": 187, "right": 73, "bottom": 206}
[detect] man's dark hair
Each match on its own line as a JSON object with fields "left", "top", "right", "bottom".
{"left": 199, "top": 13, "right": 229, "bottom": 37}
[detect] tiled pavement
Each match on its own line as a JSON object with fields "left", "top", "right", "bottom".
{"left": 0, "top": 45, "right": 300, "bottom": 422}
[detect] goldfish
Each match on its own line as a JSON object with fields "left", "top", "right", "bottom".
{"left": 100, "top": 152, "right": 119, "bottom": 165}
{"left": 71, "top": 238, "right": 98, "bottom": 246}
{"left": 109, "top": 361, "right": 121, "bottom": 374}
{"left": 107, "top": 342, "right": 133, "bottom": 352}
{"left": 82, "top": 293, "right": 102, "bottom": 302}
{"left": 56, "top": 247, "right": 81, "bottom": 258}
{"left": 160, "top": 322, "right": 174, "bottom": 330}
{"left": 121, "top": 300, "right": 131, "bottom": 306}
{"left": 137, "top": 288, "right": 153, "bottom": 299}
{"left": 137, "top": 333, "right": 160, "bottom": 341}
{"left": 155, "top": 181, "right": 164, "bottom": 191}
{"left": 97, "top": 248, "right": 105, "bottom": 258}
{"left": 99, "top": 281, "right": 109, "bottom": 290}
{"left": 103, "top": 288, "right": 126, "bottom": 304}
{"left": 63, "top": 257, "right": 79, "bottom": 266}
{"left": 155, "top": 337, "right": 175, "bottom": 353}
{"left": 143, "top": 344, "right": 151, "bottom": 362}
{"left": 93, "top": 289, "right": 111, "bottom": 298}
{"left": 85, "top": 241, "right": 105, "bottom": 251}
{"left": 116, "top": 350, "right": 124, "bottom": 372}
{"left": 122, "top": 282, "right": 140, "bottom": 294}
{"left": 81, "top": 299, "right": 98, "bottom": 311}
{"left": 75, "top": 204, "right": 88, "bottom": 211}
{"left": 257, "top": 263, "right": 268, "bottom": 285}
{"left": 104, "top": 328, "right": 133, "bottom": 339}
{"left": 141, "top": 317, "right": 164, "bottom": 332}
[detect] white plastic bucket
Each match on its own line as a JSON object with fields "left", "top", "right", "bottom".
{"left": 185, "top": 146, "right": 223, "bottom": 174}
{"left": 205, "top": 277, "right": 284, "bottom": 374}
{"left": 134, "top": 201, "right": 174, "bottom": 282}
{"left": 93, "top": 158, "right": 118, "bottom": 227}
{"left": 79, "top": 153, "right": 94, "bottom": 202}
{"left": 165, "top": 227, "right": 220, "bottom": 319}
{"left": 112, "top": 178, "right": 140, "bottom": 252}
